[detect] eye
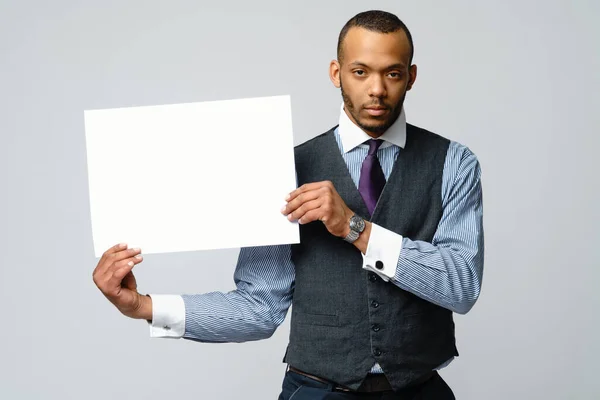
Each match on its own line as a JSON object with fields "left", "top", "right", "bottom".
{"left": 353, "top": 70, "right": 365, "bottom": 76}
{"left": 388, "top": 72, "right": 402, "bottom": 79}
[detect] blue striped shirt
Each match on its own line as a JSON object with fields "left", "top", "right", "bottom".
{"left": 180, "top": 127, "right": 484, "bottom": 372}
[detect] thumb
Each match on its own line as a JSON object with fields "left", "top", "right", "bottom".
{"left": 122, "top": 271, "right": 137, "bottom": 291}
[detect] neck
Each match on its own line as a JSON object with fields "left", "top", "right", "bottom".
{"left": 343, "top": 107, "right": 385, "bottom": 139}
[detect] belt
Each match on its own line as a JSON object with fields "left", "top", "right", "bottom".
{"left": 288, "top": 366, "right": 393, "bottom": 392}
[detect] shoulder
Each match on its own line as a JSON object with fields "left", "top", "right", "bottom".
{"left": 446, "top": 141, "right": 481, "bottom": 174}
{"left": 294, "top": 125, "right": 338, "bottom": 150}
{"left": 408, "top": 123, "right": 480, "bottom": 169}
{"left": 294, "top": 125, "right": 338, "bottom": 158}
{"left": 442, "top": 140, "right": 482, "bottom": 204}
{"left": 407, "top": 123, "right": 451, "bottom": 144}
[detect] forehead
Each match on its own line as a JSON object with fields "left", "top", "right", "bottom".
{"left": 341, "top": 27, "right": 411, "bottom": 67}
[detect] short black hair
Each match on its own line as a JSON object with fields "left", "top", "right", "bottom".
{"left": 337, "top": 10, "right": 414, "bottom": 65}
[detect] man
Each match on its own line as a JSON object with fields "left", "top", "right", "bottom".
{"left": 93, "top": 10, "right": 484, "bottom": 399}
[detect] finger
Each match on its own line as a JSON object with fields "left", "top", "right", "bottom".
{"left": 122, "top": 271, "right": 138, "bottom": 291}
{"left": 288, "top": 199, "right": 322, "bottom": 222}
{"left": 97, "top": 253, "right": 143, "bottom": 284}
{"left": 105, "top": 257, "right": 141, "bottom": 292}
{"left": 103, "top": 243, "right": 128, "bottom": 258}
{"left": 298, "top": 208, "right": 323, "bottom": 225}
{"left": 95, "top": 247, "right": 142, "bottom": 278}
{"left": 286, "top": 181, "right": 331, "bottom": 202}
{"left": 282, "top": 190, "right": 321, "bottom": 215}
{"left": 97, "top": 243, "right": 127, "bottom": 271}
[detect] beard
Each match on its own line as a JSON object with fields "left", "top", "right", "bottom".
{"left": 340, "top": 76, "right": 405, "bottom": 136}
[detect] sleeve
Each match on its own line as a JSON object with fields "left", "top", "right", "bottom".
{"left": 181, "top": 244, "right": 295, "bottom": 343}
{"left": 147, "top": 294, "right": 185, "bottom": 338}
{"left": 362, "top": 225, "right": 403, "bottom": 282}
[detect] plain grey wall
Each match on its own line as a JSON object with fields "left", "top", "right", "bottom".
{"left": 1, "top": 0, "right": 598, "bottom": 399}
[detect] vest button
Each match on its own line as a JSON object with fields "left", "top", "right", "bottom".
{"left": 368, "top": 273, "right": 377, "bottom": 282}
{"left": 373, "top": 349, "right": 382, "bottom": 357}
{"left": 372, "top": 324, "right": 381, "bottom": 332}
{"left": 371, "top": 300, "right": 379, "bottom": 308}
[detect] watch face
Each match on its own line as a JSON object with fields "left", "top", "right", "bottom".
{"left": 350, "top": 215, "right": 365, "bottom": 232}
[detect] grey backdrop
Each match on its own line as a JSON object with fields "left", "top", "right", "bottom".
{"left": 1, "top": 1, "right": 598, "bottom": 399}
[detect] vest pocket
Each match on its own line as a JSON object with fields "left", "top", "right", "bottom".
{"left": 295, "top": 311, "right": 340, "bottom": 327}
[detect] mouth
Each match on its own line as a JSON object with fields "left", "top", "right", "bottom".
{"left": 363, "top": 107, "right": 388, "bottom": 117}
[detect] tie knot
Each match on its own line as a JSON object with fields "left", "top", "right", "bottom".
{"left": 367, "top": 139, "right": 383, "bottom": 156}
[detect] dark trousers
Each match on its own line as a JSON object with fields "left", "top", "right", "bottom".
{"left": 277, "top": 370, "right": 455, "bottom": 400}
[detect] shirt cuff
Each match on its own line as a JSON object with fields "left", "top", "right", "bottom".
{"left": 361, "top": 224, "right": 403, "bottom": 282}
{"left": 147, "top": 294, "right": 185, "bottom": 338}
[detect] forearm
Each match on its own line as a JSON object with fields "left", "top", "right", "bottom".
{"left": 149, "top": 245, "right": 294, "bottom": 342}
{"left": 391, "top": 238, "right": 483, "bottom": 314}
{"left": 360, "top": 229, "right": 483, "bottom": 314}
{"left": 181, "top": 290, "right": 283, "bottom": 343}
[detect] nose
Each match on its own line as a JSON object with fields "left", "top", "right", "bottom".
{"left": 368, "top": 75, "right": 386, "bottom": 98}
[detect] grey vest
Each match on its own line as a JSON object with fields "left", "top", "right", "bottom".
{"left": 283, "top": 124, "right": 458, "bottom": 391}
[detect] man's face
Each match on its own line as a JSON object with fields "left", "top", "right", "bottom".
{"left": 331, "top": 27, "right": 417, "bottom": 137}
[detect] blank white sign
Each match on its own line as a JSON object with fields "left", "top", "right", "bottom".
{"left": 84, "top": 95, "right": 299, "bottom": 257}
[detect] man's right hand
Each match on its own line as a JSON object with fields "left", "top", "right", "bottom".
{"left": 92, "top": 243, "right": 152, "bottom": 320}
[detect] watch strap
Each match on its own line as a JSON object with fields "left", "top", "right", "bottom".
{"left": 343, "top": 229, "right": 360, "bottom": 243}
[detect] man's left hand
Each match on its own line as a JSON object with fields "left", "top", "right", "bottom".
{"left": 282, "top": 181, "right": 353, "bottom": 238}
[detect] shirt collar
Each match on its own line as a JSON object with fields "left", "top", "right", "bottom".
{"left": 337, "top": 102, "right": 407, "bottom": 153}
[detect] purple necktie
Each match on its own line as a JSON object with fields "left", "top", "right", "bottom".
{"left": 358, "top": 139, "right": 386, "bottom": 215}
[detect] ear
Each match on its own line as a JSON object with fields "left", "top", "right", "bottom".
{"left": 330, "top": 60, "right": 341, "bottom": 88}
{"left": 406, "top": 64, "right": 417, "bottom": 91}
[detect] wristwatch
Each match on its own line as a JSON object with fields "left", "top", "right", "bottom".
{"left": 343, "top": 214, "right": 366, "bottom": 243}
